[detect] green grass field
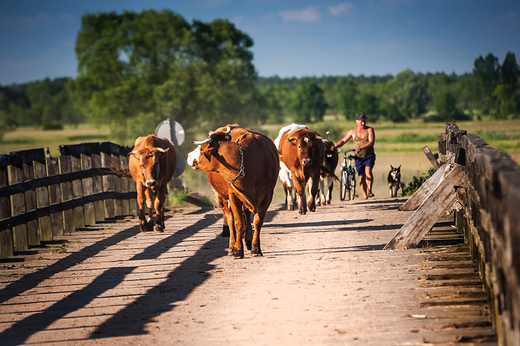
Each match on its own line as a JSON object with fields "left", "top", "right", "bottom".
{"left": 2, "top": 118, "right": 519, "bottom": 205}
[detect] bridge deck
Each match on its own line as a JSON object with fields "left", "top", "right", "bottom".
{"left": 0, "top": 198, "right": 496, "bottom": 345}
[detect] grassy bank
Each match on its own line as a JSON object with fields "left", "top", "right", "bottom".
{"left": 2, "top": 119, "right": 519, "bottom": 205}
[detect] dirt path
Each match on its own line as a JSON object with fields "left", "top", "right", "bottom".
{"left": 0, "top": 198, "right": 495, "bottom": 345}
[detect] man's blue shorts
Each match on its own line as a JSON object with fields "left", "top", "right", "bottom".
{"left": 355, "top": 154, "right": 376, "bottom": 176}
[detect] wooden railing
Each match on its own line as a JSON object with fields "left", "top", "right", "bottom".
{"left": 0, "top": 142, "right": 137, "bottom": 259}
{"left": 441, "top": 124, "right": 520, "bottom": 346}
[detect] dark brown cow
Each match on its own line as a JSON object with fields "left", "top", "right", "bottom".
{"left": 278, "top": 127, "right": 325, "bottom": 215}
{"left": 317, "top": 139, "right": 339, "bottom": 205}
{"left": 110, "top": 134, "right": 177, "bottom": 233}
{"left": 187, "top": 124, "right": 278, "bottom": 258}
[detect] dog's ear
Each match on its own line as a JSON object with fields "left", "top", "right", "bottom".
{"left": 390, "top": 165, "right": 394, "bottom": 169}
{"left": 398, "top": 165, "right": 401, "bottom": 170}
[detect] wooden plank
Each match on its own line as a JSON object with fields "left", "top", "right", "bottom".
{"left": 23, "top": 161, "right": 40, "bottom": 246}
{"left": 91, "top": 152, "right": 105, "bottom": 223}
{"left": 8, "top": 164, "right": 28, "bottom": 251}
{"left": 422, "top": 146, "right": 440, "bottom": 169}
{"left": 101, "top": 152, "right": 116, "bottom": 219}
{"left": 399, "top": 164, "right": 447, "bottom": 211}
{"left": 70, "top": 155, "right": 85, "bottom": 230}
{"left": 34, "top": 158, "right": 52, "bottom": 241}
{"left": 385, "top": 164, "right": 466, "bottom": 250}
{"left": 0, "top": 163, "right": 13, "bottom": 259}
{"left": 81, "top": 153, "right": 95, "bottom": 226}
{"left": 112, "top": 154, "right": 123, "bottom": 217}
{"left": 59, "top": 155, "right": 76, "bottom": 234}
{"left": 46, "top": 149, "right": 64, "bottom": 237}
{"left": 120, "top": 155, "right": 130, "bottom": 216}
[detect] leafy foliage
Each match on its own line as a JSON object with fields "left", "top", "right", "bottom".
{"left": 72, "top": 9, "right": 262, "bottom": 141}
{"left": 401, "top": 167, "right": 436, "bottom": 196}
{"left": 291, "top": 80, "right": 327, "bottom": 123}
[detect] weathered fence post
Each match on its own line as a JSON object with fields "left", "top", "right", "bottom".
{"left": 45, "top": 148, "right": 64, "bottom": 237}
{"left": 0, "top": 154, "right": 13, "bottom": 258}
{"left": 33, "top": 152, "right": 52, "bottom": 241}
{"left": 59, "top": 146, "right": 85, "bottom": 231}
{"left": 79, "top": 145, "right": 96, "bottom": 226}
{"left": 100, "top": 142, "right": 116, "bottom": 219}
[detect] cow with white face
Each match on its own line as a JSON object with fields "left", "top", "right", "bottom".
{"left": 187, "top": 124, "right": 279, "bottom": 259}
{"left": 274, "top": 123, "right": 308, "bottom": 210}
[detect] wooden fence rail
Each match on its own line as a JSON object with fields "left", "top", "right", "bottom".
{"left": 440, "top": 124, "right": 520, "bottom": 346}
{"left": 0, "top": 142, "right": 137, "bottom": 259}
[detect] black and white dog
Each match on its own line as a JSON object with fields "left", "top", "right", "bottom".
{"left": 387, "top": 165, "right": 401, "bottom": 197}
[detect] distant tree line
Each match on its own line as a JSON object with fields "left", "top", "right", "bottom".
{"left": 1, "top": 8, "right": 519, "bottom": 143}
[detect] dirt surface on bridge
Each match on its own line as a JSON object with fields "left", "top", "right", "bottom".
{"left": 0, "top": 198, "right": 496, "bottom": 345}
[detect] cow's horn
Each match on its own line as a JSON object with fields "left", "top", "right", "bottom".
{"left": 192, "top": 138, "right": 212, "bottom": 145}
{"left": 225, "top": 126, "right": 231, "bottom": 134}
{"left": 129, "top": 150, "right": 138, "bottom": 155}
{"left": 157, "top": 148, "right": 166, "bottom": 152}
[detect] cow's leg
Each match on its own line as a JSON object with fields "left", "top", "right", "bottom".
{"left": 229, "top": 194, "right": 244, "bottom": 258}
{"left": 251, "top": 191, "right": 273, "bottom": 256}
{"left": 136, "top": 184, "right": 148, "bottom": 232}
{"left": 153, "top": 188, "right": 166, "bottom": 232}
{"left": 222, "top": 200, "right": 236, "bottom": 255}
{"left": 314, "top": 178, "right": 325, "bottom": 206}
{"left": 293, "top": 177, "right": 306, "bottom": 215}
{"left": 244, "top": 208, "right": 253, "bottom": 251}
{"left": 307, "top": 173, "right": 320, "bottom": 212}
{"left": 283, "top": 182, "right": 294, "bottom": 211}
{"left": 218, "top": 195, "right": 230, "bottom": 237}
{"left": 326, "top": 176, "right": 333, "bottom": 204}
{"left": 144, "top": 188, "right": 155, "bottom": 231}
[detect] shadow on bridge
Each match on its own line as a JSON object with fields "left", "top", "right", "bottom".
{"left": 0, "top": 212, "right": 226, "bottom": 344}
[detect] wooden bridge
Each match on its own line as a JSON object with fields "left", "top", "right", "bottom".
{"left": 0, "top": 125, "right": 518, "bottom": 345}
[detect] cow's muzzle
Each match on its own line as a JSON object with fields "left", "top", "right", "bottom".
{"left": 146, "top": 180, "right": 156, "bottom": 187}
{"left": 302, "top": 159, "right": 312, "bottom": 166}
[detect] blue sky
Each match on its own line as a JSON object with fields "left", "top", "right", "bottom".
{"left": 1, "top": 0, "right": 519, "bottom": 85}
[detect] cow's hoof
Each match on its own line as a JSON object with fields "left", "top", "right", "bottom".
{"left": 309, "top": 205, "right": 316, "bottom": 212}
{"left": 232, "top": 248, "right": 244, "bottom": 259}
{"left": 154, "top": 225, "right": 164, "bottom": 233}
{"left": 287, "top": 204, "right": 294, "bottom": 211}
{"left": 251, "top": 246, "right": 263, "bottom": 257}
{"left": 245, "top": 240, "right": 252, "bottom": 251}
{"left": 221, "top": 225, "right": 230, "bottom": 237}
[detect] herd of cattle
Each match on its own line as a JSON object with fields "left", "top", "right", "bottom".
{"left": 111, "top": 123, "right": 341, "bottom": 258}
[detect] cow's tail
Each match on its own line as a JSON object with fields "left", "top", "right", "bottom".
{"left": 107, "top": 161, "right": 133, "bottom": 180}
{"left": 321, "top": 165, "right": 339, "bottom": 181}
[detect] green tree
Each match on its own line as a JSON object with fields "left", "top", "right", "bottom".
{"left": 72, "top": 9, "right": 260, "bottom": 141}
{"left": 388, "top": 69, "right": 428, "bottom": 118}
{"left": 357, "top": 93, "right": 378, "bottom": 121}
{"left": 473, "top": 53, "right": 500, "bottom": 115}
{"left": 435, "top": 91, "right": 459, "bottom": 121}
{"left": 495, "top": 52, "right": 519, "bottom": 118}
{"left": 337, "top": 79, "right": 359, "bottom": 120}
{"left": 291, "top": 80, "right": 327, "bottom": 123}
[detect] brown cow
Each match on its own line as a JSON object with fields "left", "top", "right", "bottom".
{"left": 317, "top": 139, "right": 339, "bottom": 205}
{"left": 110, "top": 134, "right": 177, "bottom": 233}
{"left": 207, "top": 171, "right": 253, "bottom": 245}
{"left": 278, "top": 127, "right": 325, "bottom": 215}
{"left": 187, "top": 124, "right": 278, "bottom": 258}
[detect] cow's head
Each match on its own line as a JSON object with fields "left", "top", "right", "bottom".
{"left": 187, "top": 126, "right": 232, "bottom": 171}
{"left": 322, "top": 139, "right": 338, "bottom": 170}
{"left": 288, "top": 130, "right": 319, "bottom": 167}
{"left": 130, "top": 147, "right": 170, "bottom": 188}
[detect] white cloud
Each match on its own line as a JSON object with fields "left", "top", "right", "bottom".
{"left": 329, "top": 3, "right": 353, "bottom": 16}
{"left": 279, "top": 7, "right": 321, "bottom": 22}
